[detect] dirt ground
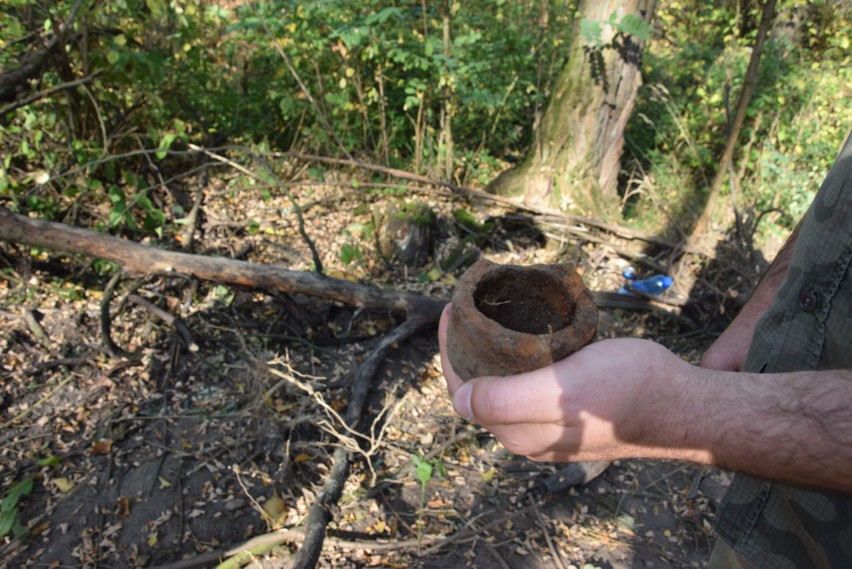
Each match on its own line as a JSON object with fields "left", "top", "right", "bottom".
{"left": 0, "top": 169, "right": 732, "bottom": 568}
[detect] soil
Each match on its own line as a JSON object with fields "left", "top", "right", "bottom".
{"left": 473, "top": 266, "right": 575, "bottom": 335}
{"left": 0, "top": 165, "right": 729, "bottom": 569}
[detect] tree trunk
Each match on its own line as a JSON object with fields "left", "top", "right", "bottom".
{"left": 439, "top": 0, "right": 454, "bottom": 182}
{"left": 487, "top": 0, "right": 656, "bottom": 218}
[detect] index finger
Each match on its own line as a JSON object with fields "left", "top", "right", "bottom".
{"left": 438, "top": 303, "right": 464, "bottom": 395}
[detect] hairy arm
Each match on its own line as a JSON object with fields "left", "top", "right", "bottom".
{"left": 439, "top": 308, "right": 852, "bottom": 495}
{"left": 635, "top": 355, "right": 852, "bottom": 492}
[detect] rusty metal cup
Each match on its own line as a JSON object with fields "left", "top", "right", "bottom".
{"left": 446, "top": 259, "right": 598, "bottom": 380}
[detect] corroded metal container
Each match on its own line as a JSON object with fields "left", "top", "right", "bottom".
{"left": 447, "top": 259, "right": 598, "bottom": 380}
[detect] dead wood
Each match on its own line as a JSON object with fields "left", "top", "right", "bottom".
{"left": 128, "top": 293, "right": 199, "bottom": 352}
{"left": 292, "top": 314, "right": 431, "bottom": 568}
{"left": 0, "top": 206, "right": 447, "bottom": 322}
{"left": 20, "top": 306, "right": 51, "bottom": 351}
{"left": 0, "top": 205, "right": 446, "bottom": 566}
{"left": 272, "top": 150, "right": 704, "bottom": 255}
{"left": 100, "top": 271, "right": 140, "bottom": 359}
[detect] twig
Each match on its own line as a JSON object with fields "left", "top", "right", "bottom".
{"left": 24, "top": 354, "right": 94, "bottom": 375}
{"left": 0, "top": 72, "right": 103, "bottom": 116}
{"left": 530, "top": 496, "right": 567, "bottom": 569}
{"left": 0, "top": 375, "right": 75, "bottom": 429}
{"left": 179, "top": 174, "right": 206, "bottom": 251}
{"left": 254, "top": 154, "right": 324, "bottom": 275}
{"left": 184, "top": 146, "right": 321, "bottom": 273}
{"left": 152, "top": 501, "right": 543, "bottom": 569}
{"left": 271, "top": 150, "right": 706, "bottom": 255}
{"left": 20, "top": 307, "right": 51, "bottom": 350}
{"left": 128, "top": 293, "right": 199, "bottom": 352}
{"left": 292, "top": 314, "right": 432, "bottom": 569}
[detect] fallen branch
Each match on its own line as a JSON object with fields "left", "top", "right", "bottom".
{"left": 20, "top": 307, "right": 51, "bottom": 351}
{"left": 0, "top": 207, "right": 447, "bottom": 322}
{"left": 273, "top": 151, "right": 704, "bottom": 254}
{"left": 128, "top": 294, "right": 199, "bottom": 352}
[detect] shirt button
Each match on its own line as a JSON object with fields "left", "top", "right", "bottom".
{"left": 798, "top": 289, "right": 818, "bottom": 312}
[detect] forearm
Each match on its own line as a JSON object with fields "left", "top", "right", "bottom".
{"left": 646, "top": 364, "right": 852, "bottom": 493}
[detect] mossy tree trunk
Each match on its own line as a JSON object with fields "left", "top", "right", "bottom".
{"left": 486, "top": 0, "right": 656, "bottom": 219}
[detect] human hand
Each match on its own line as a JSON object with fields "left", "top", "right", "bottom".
{"left": 438, "top": 305, "right": 705, "bottom": 463}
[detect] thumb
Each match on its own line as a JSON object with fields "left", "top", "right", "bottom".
{"left": 453, "top": 368, "right": 565, "bottom": 426}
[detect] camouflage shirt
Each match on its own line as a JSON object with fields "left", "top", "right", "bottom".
{"left": 714, "top": 132, "right": 852, "bottom": 568}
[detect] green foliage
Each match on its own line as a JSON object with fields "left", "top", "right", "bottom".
{"left": 623, "top": 0, "right": 852, "bottom": 238}
{"left": 410, "top": 452, "right": 446, "bottom": 535}
{"left": 338, "top": 243, "right": 364, "bottom": 266}
{"left": 581, "top": 11, "right": 652, "bottom": 48}
{"left": 2, "top": 0, "right": 849, "bottom": 249}
{"left": 1, "top": 0, "right": 573, "bottom": 233}
{"left": 0, "top": 477, "right": 33, "bottom": 538}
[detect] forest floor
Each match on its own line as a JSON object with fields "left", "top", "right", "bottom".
{"left": 0, "top": 164, "right": 734, "bottom": 569}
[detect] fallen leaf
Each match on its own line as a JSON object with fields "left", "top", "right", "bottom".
{"left": 54, "top": 478, "right": 75, "bottom": 493}
{"left": 91, "top": 439, "right": 113, "bottom": 455}
{"left": 263, "top": 492, "right": 287, "bottom": 526}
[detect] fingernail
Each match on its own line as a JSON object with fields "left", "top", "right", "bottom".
{"left": 453, "top": 383, "right": 473, "bottom": 421}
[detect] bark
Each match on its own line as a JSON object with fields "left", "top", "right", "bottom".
{"left": 487, "top": 0, "right": 656, "bottom": 218}
{"left": 0, "top": 207, "right": 446, "bottom": 322}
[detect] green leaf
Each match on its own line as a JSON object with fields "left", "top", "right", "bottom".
{"left": 415, "top": 458, "right": 433, "bottom": 485}
{"left": 581, "top": 19, "right": 604, "bottom": 47}
{"left": 107, "top": 185, "right": 124, "bottom": 206}
{"left": 37, "top": 455, "right": 61, "bottom": 467}
{"left": 339, "top": 243, "right": 362, "bottom": 266}
{"left": 616, "top": 14, "right": 652, "bottom": 41}
{"left": 364, "top": 7, "right": 402, "bottom": 26}
{"left": 0, "top": 509, "right": 17, "bottom": 538}
{"left": 146, "top": 0, "right": 166, "bottom": 17}
{"left": 156, "top": 132, "right": 177, "bottom": 160}
{"left": 1, "top": 478, "right": 33, "bottom": 514}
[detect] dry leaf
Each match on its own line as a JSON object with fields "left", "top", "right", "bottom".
{"left": 92, "top": 439, "right": 113, "bottom": 455}
{"left": 262, "top": 492, "right": 287, "bottom": 526}
{"left": 54, "top": 478, "right": 75, "bottom": 493}
{"left": 293, "top": 453, "right": 312, "bottom": 464}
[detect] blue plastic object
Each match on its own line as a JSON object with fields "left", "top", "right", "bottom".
{"left": 618, "top": 267, "right": 674, "bottom": 296}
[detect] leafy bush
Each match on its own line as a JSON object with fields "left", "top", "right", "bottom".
{"left": 623, "top": 0, "right": 852, "bottom": 238}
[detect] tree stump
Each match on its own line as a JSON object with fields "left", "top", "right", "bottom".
{"left": 376, "top": 201, "right": 436, "bottom": 267}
